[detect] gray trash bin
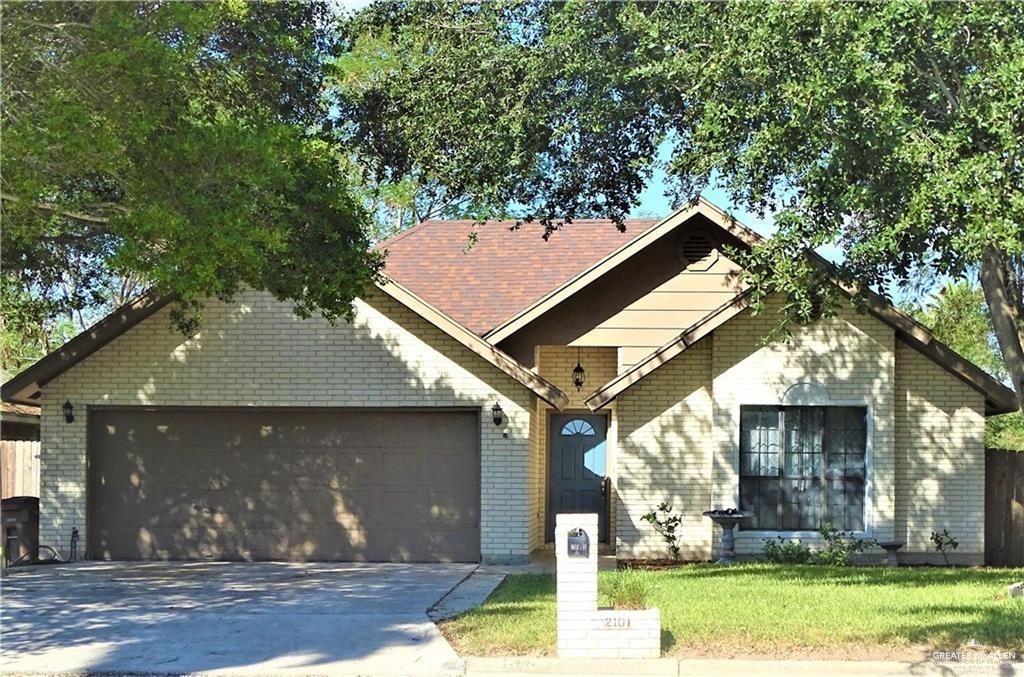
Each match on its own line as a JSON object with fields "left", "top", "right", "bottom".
{"left": 2, "top": 496, "right": 39, "bottom": 566}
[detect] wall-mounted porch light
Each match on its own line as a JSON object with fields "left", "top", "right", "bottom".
{"left": 491, "top": 401, "right": 504, "bottom": 426}
{"left": 62, "top": 400, "right": 75, "bottom": 424}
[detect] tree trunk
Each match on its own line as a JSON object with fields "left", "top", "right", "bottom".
{"left": 980, "top": 245, "right": 1024, "bottom": 412}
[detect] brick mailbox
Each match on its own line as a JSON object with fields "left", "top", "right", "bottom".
{"left": 555, "top": 513, "right": 661, "bottom": 659}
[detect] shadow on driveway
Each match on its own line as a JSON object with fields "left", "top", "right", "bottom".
{"left": 1, "top": 561, "right": 474, "bottom": 675}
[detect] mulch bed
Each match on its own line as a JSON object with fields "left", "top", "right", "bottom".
{"left": 617, "top": 559, "right": 697, "bottom": 570}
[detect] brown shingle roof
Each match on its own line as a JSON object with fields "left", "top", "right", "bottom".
{"left": 377, "top": 218, "right": 659, "bottom": 334}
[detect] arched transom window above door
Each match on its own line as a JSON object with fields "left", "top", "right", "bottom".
{"left": 560, "top": 419, "right": 596, "bottom": 436}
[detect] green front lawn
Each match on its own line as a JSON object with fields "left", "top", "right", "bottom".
{"left": 441, "top": 565, "right": 1024, "bottom": 659}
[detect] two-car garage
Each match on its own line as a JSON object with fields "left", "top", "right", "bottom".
{"left": 87, "top": 408, "right": 481, "bottom": 562}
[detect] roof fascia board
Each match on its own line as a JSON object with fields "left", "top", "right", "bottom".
{"left": 375, "top": 277, "right": 570, "bottom": 410}
{"left": 1, "top": 293, "right": 173, "bottom": 405}
{"left": 585, "top": 283, "right": 1017, "bottom": 415}
{"left": 585, "top": 292, "right": 752, "bottom": 411}
{"left": 893, "top": 326, "right": 1017, "bottom": 414}
{"left": 4, "top": 281, "right": 570, "bottom": 411}
{"left": 806, "top": 254, "right": 1016, "bottom": 412}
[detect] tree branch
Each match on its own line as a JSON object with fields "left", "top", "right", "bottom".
{"left": 920, "top": 53, "right": 960, "bottom": 116}
{"left": 1, "top": 192, "right": 122, "bottom": 225}
{"left": 980, "top": 245, "right": 1024, "bottom": 411}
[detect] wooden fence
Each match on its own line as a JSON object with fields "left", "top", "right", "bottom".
{"left": 985, "top": 448, "right": 1024, "bottom": 567}
{"left": 1, "top": 440, "right": 40, "bottom": 499}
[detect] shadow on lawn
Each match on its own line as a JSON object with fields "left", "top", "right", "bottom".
{"left": 657, "top": 564, "right": 1024, "bottom": 589}
{"left": 460, "top": 603, "right": 552, "bottom": 621}
{"left": 661, "top": 629, "right": 677, "bottom": 653}
{"left": 882, "top": 604, "right": 1024, "bottom": 650}
{"left": 484, "top": 574, "right": 555, "bottom": 604}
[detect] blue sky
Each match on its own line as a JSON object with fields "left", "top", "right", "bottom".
{"left": 631, "top": 168, "right": 777, "bottom": 237}
{"left": 630, "top": 166, "right": 934, "bottom": 305}
{"left": 630, "top": 164, "right": 859, "bottom": 270}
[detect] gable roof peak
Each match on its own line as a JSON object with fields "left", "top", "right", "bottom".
{"left": 482, "top": 198, "right": 763, "bottom": 343}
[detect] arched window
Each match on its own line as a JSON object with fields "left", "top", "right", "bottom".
{"left": 560, "top": 419, "right": 595, "bottom": 436}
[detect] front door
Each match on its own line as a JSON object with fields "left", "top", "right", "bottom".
{"left": 548, "top": 413, "right": 608, "bottom": 542}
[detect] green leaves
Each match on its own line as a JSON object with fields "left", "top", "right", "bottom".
{"left": 337, "top": 0, "right": 1024, "bottom": 396}
{"left": 338, "top": 0, "right": 1024, "bottom": 270}
{"left": 1, "top": 2, "right": 380, "bottom": 366}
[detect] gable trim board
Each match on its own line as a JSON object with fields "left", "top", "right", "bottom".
{"left": 585, "top": 291, "right": 753, "bottom": 411}
{"left": 483, "top": 198, "right": 762, "bottom": 344}
{"left": 2, "top": 277, "right": 569, "bottom": 411}
{"left": 585, "top": 288, "right": 1018, "bottom": 416}
{"left": 1, "top": 293, "right": 175, "bottom": 406}
{"left": 378, "top": 277, "right": 569, "bottom": 409}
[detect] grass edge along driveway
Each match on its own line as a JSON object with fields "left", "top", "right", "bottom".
{"left": 440, "top": 564, "right": 1024, "bottom": 659}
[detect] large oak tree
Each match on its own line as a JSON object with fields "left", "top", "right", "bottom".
{"left": 337, "top": 0, "right": 1024, "bottom": 409}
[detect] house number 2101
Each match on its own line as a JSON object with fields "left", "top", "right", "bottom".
{"left": 602, "top": 617, "right": 631, "bottom": 629}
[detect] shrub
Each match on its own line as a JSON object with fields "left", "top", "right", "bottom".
{"left": 931, "top": 529, "right": 959, "bottom": 565}
{"left": 763, "top": 537, "right": 814, "bottom": 564}
{"left": 641, "top": 502, "right": 682, "bottom": 560}
{"left": 604, "top": 568, "right": 654, "bottom": 610}
{"left": 762, "top": 523, "right": 876, "bottom": 566}
{"left": 816, "top": 522, "right": 877, "bottom": 566}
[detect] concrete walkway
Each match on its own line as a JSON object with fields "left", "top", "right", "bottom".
{"left": 429, "top": 570, "right": 506, "bottom": 622}
{"left": 2, "top": 561, "right": 474, "bottom": 675}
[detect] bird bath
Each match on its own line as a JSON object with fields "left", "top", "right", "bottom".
{"left": 703, "top": 509, "right": 753, "bottom": 564}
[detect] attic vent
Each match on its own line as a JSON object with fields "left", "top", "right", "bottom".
{"left": 677, "top": 233, "right": 719, "bottom": 270}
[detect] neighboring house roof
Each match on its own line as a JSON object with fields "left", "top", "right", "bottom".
{"left": 0, "top": 401, "right": 41, "bottom": 426}
{"left": 377, "top": 217, "right": 659, "bottom": 334}
{"left": 1, "top": 279, "right": 569, "bottom": 411}
{"left": 0, "top": 402, "right": 40, "bottom": 417}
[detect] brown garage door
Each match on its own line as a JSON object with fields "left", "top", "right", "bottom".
{"left": 88, "top": 408, "right": 480, "bottom": 562}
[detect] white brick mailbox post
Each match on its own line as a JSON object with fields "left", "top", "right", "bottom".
{"left": 555, "top": 513, "right": 661, "bottom": 659}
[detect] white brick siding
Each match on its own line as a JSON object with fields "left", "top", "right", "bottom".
{"left": 616, "top": 340, "right": 714, "bottom": 560}
{"left": 712, "top": 299, "right": 897, "bottom": 556}
{"left": 610, "top": 299, "right": 987, "bottom": 561}
{"left": 894, "top": 340, "right": 986, "bottom": 564}
{"left": 35, "top": 286, "right": 989, "bottom": 566}
{"left": 610, "top": 298, "right": 985, "bottom": 562}
{"left": 39, "top": 289, "right": 538, "bottom": 563}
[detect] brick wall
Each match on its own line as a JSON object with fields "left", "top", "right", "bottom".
{"left": 611, "top": 297, "right": 987, "bottom": 563}
{"left": 36, "top": 286, "right": 990, "bottom": 565}
{"left": 38, "top": 289, "right": 537, "bottom": 563}
{"left": 613, "top": 298, "right": 898, "bottom": 559}
{"left": 711, "top": 299, "right": 897, "bottom": 556}
{"left": 616, "top": 340, "right": 714, "bottom": 560}
{"left": 894, "top": 340, "right": 986, "bottom": 563}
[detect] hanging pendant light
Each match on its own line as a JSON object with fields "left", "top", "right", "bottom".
{"left": 572, "top": 347, "right": 586, "bottom": 392}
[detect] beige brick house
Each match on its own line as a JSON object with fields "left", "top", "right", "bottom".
{"left": 4, "top": 199, "right": 1015, "bottom": 564}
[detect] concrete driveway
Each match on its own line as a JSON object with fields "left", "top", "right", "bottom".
{"left": 1, "top": 561, "right": 475, "bottom": 675}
